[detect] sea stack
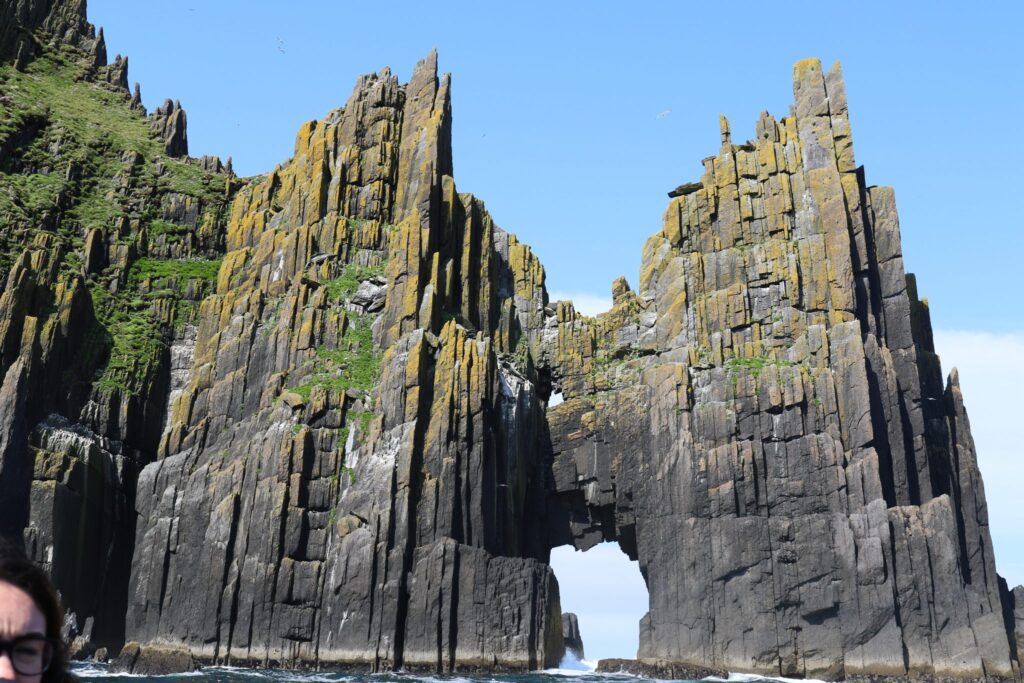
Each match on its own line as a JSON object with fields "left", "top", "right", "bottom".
{"left": 562, "top": 613, "right": 585, "bottom": 661}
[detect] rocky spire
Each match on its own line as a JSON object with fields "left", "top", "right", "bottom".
{"left": 129, "top": 82, "right": 144, "bottom": 113}
{"left": 1, "top": 0, "right": 95, "bottom": 64}
{"left": 90, "top": 25, "right": 105, "bottom": 66}
{"left": 104, "top": 53, "right": 128, "bottom": 91}
{"left": 562, "top": 613, "right": 585, "bottom": 661}
{"left": 149, "top": 98, "right": 188, "bottom": 158}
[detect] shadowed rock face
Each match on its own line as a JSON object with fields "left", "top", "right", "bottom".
{"left": 1013, "top": 586, "right": 1024, "bottom": 666}
{"left": 0, "top": 2, "right": 1021, "bottom": 680}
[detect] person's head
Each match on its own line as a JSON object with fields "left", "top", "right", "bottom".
{"left": 0, "top": 539, "right": 68, "bottom": 683}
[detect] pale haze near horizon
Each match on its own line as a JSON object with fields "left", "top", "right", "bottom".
{"left": 86, "top": 0, "right": 1024, "bottom": 663}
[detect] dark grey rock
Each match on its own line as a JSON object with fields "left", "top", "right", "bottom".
{"left": 103, "top": 54, "right": 128, "bottom": 91}
{"left": 561, "top": 613, "right": 584, "bottom": 661}
{"left": 0, "top": 0, "right": 95, "bottom": 64}
{"left": 149, "top": 99, "right": 188, "bottom": 158}
{"left": 595, "top": 657, "right": 724, "bottom": 679}
{"left": 110, "top": 642, "right": 197, "bottom": 675}
{"left": 1013, "top": 585, "right": 1023, "bottom": 669}
{"left": 129, "top": 82, "right": 144, "bottom": 113}
{"left": 0, "top": 24, "right": 1019, "bottom": 682}
{"left": 350, "top": 277, "right": 387, "bottom": 313}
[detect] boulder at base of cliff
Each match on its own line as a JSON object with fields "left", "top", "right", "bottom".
{"left": 595, "top": 658, "right": 724, "bottom": 680}
{"left": 110, "top": 642, "right": 197, "bottom": 675}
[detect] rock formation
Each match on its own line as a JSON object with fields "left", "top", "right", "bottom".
{"left": 537, "top": 62, "right": 1021, "bottom": 681}
{"left": 562, "top": 613, "right": 584, "bottom": 661}
{"left": 0, "top": 0, "right": 233, "bottom": 654}
{"left": 0, "top": 1, "right": 1021, "bottom": 681}
{"left": 0, "top": 0, "right": 95, "bottom": 64}
{"left": 149, "top": 99, "right": 188, "bottom": 158}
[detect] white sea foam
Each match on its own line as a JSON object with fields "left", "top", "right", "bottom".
{"left": 546, "top": 651, "right": 598, "bottom": 675}
{"left": 72, "top": 662, "right": 833, "bottom": 683}
{"left": 71, "top": 663, "right": 205, "bottom": 678}
{"left": 706, "top": 673, "right": 829, "bottom": 683}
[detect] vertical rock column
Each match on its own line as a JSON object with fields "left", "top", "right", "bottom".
{"left": 538, "top": 59, "right": 1018, "bottom": 682}
{"left": 124, "top": 52, "right": 563, "bottom": 672}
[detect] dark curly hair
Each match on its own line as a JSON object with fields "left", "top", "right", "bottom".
{"left": 0, "top": 537, "right": 73, "bottom": 683}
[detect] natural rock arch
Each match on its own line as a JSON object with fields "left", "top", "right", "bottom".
{"left": 0, "top": 3, "right": 1020, "bottom": 679}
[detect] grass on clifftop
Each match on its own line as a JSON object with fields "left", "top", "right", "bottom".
{"left": 0, "top": 47, "right": 224, "bottom": 217}
{"left": 0, "top": 44, "right": 236, "bottom": 399}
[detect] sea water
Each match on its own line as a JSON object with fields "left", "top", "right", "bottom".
{"left": 70, "top": 655, "right": 828, "bottom": 683}
{"left": 70, "top": 663, "right": 617, "bottom": 683}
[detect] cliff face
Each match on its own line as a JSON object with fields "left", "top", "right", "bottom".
{"left": 0, "top": 0, "right": 232, "bottom": 653}
{"left": 0, "top": 2, "right": 1020, "bottom": 681}
{"left": 538, "top": 60, "right": 1017, "bottom": 680}
{"left": 124, "top": 50, "right": 561, "bottom": 671}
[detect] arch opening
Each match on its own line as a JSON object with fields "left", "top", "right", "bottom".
{"left": 548, "top": 541, "right": 649, "bottom": 669}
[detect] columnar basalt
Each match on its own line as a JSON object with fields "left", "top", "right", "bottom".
{"left": 0, "top": 2, "right": 1021, "bottom": 680}
{"left": 538, "top": 59, "right": 1019, "bottom": 681}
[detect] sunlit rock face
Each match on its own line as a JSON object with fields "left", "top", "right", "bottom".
{"left": 540, "top": 59, "right": 1017, "bottom": 682}
{"left": 0, "top": 2, "right": 1020, "bottom": 679}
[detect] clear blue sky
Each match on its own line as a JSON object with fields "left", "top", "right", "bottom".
{"left": 87, "top": 0, "right": 1023, "bottom": 664}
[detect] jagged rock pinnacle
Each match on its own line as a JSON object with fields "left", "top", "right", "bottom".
{"left": 149, "top": 98, "right": 188, "bottom": 158}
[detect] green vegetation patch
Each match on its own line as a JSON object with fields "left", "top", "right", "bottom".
{"left": 147, "top": 219, "right": 191, "bottom": 240}
{"left": 89, "top": 283, "right": 165, "bottom": 396}
{"left": 0, "top": 48, "right": 229, "bottom": 253}
{"left": 87, "top": 255, "right": 221, "bottom": 396}
{"left": 321, "top": 263, "right": 384, "bottom": 304}
{"left": 128, "top": 256, "right": 222, "bottom": 285}
{"left": 0, "top": 42, "right": 240, "bottom": 404}
{"left": 0, "top": 171, "right": 64, "bottom": 216}
{"left": 290, "top": 313, "right": 381, "bottom": 402}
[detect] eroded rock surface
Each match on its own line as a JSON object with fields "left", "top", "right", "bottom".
{"left": 0, "top": 2, "right": 1021, "bottom": 680}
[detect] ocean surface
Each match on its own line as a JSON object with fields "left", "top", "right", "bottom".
{"left": 70, "top": 659, "right": 825, "bottom": 683}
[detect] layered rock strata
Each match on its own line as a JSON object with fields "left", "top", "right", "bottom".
{"left": 115, "top": 56, "right": 1024, "bottom": 679}
{"left": 0, "top": 1, "right": 1021, "bottom": 680}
